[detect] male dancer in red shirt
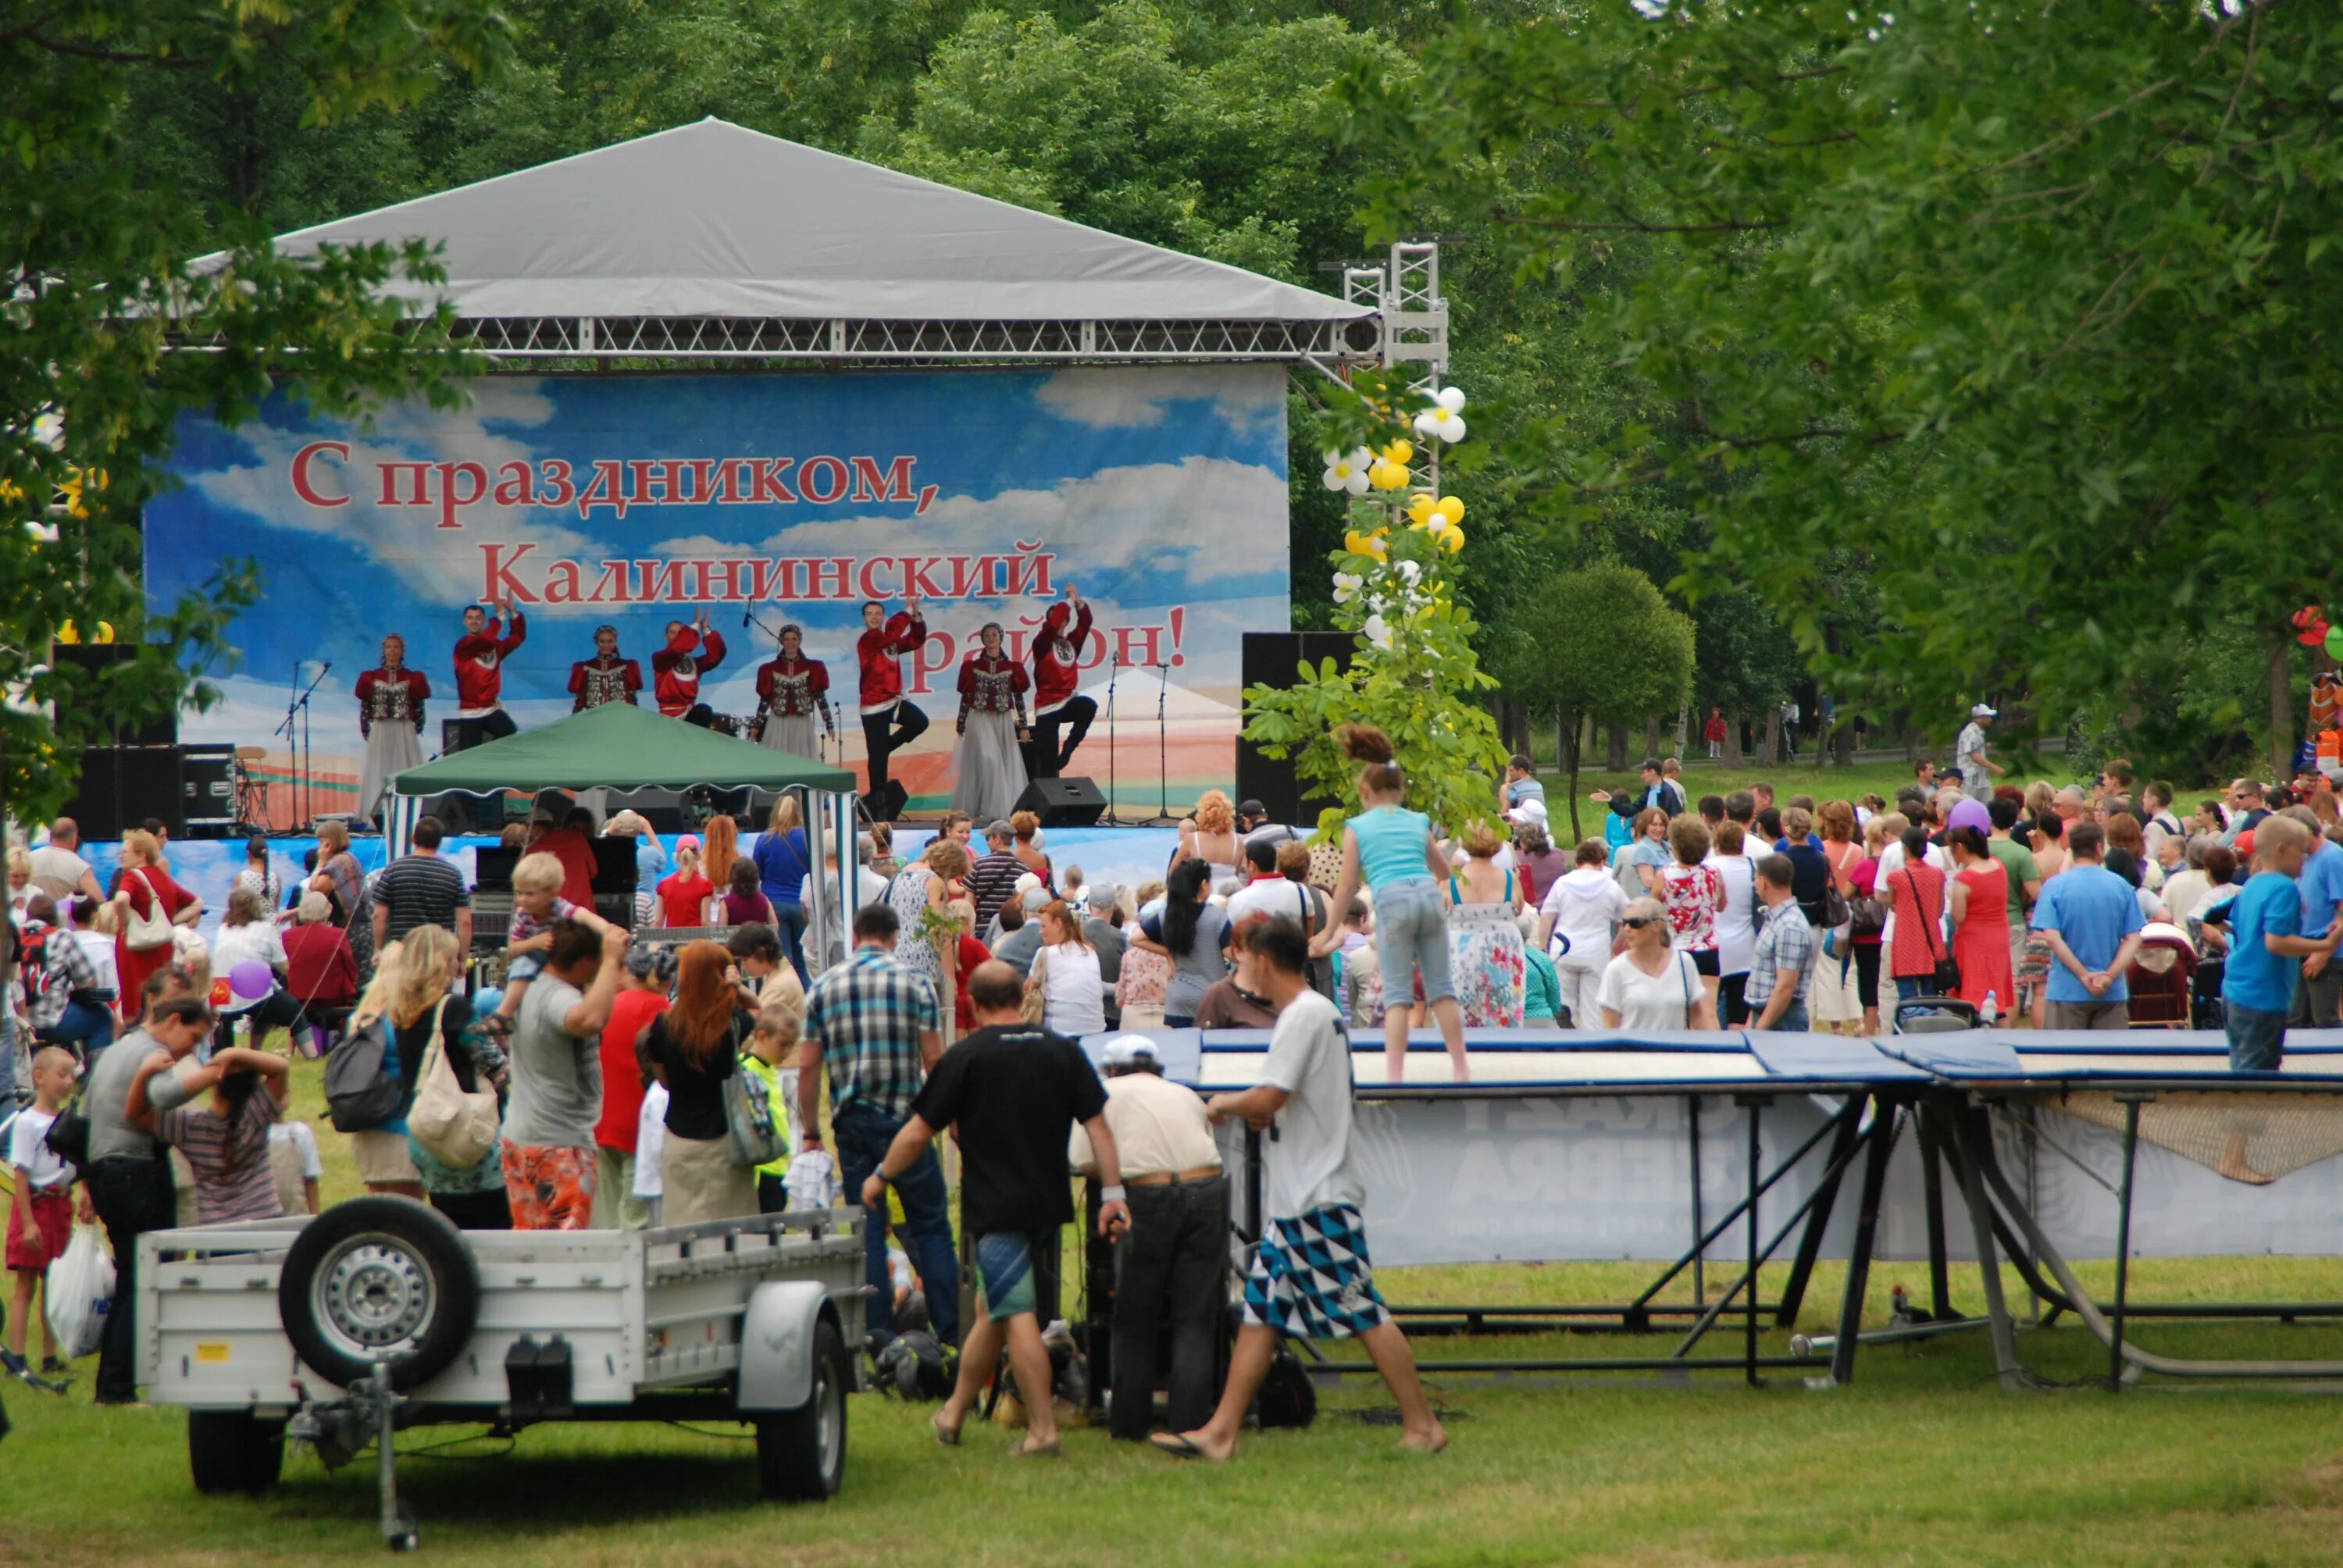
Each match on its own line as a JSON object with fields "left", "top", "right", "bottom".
{"left": 857, "top": 593, "right": 928, "bottom": 818}
{"left": 652, "top": 610, "right": 727, "bottom": 723}
{"left": 451, "top": 595, "right": 526, "bottom": 750}
{"left": 1026, "top": 586, "right": 1095, "bottom": 780}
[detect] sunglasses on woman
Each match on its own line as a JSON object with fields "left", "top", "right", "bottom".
{"left": 1622, "top": 916, "right": 1660, "bottom": 929}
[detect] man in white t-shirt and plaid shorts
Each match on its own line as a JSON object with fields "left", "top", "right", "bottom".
{"left": 1151, "top": 916, "right": 1446, "bottom": 1462}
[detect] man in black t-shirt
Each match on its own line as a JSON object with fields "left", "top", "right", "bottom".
{"left": 861, "top": 960, "right": 1128, "bottom": 1458}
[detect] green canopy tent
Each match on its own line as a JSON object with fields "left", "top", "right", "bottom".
{"left": 387, "top": 701, "right": 861, "bottom": 950}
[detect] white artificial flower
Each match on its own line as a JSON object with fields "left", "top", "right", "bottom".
{"left": 1396, "top": 560, "right": 1421, "bottom": 584}
{"left": 1362, "top": 612, "right": 1393, "bottom": 650}
{"left": 1332, "top": 571, "right": 1363, "bottom": 604}
{"left": 1320, "top": 446, "right": 1372, "bottom": 494}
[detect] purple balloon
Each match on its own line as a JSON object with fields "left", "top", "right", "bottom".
{"left": 229, "top": 959, "right": 275, "bottom": 1001}
{"left": 1947, "top": 799, "right": 1992, "bottom": 835}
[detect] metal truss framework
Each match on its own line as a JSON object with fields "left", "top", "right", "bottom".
{"left": 424, "top": 313, "right": 1385, "bottom": 365}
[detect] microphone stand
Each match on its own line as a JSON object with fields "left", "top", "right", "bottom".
{"left": 1143, "top": 661, "right": 1175, "bottom": 826}
{"left": 1103, "top": 658, "right": 1123, "bottom": 826}
{"left": 294, "top": 662, "right": 330, "bottom": 828}
{"left": 274, "top": 663, "right": 301, "bottom": 829}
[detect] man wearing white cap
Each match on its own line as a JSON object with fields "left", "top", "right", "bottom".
{"left": 1070, "top": 1035, "right": 1226, "bottom": 1441}
{"left": 1956, "top": 704, "right": 2004, "bottom": 802}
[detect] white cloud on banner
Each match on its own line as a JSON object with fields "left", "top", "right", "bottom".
{"left": 645, "top": 456, "right": 1286, "bottom": 594}
{"left": 1033, "top": 365, "right": 1286, "bottom": 434}
{"left": 189, "top": 379, "right": 612, "bottom": 597}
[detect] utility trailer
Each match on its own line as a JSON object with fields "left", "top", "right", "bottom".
{"left": 139, "top": 1197, "right": 865, "bottom": 1550}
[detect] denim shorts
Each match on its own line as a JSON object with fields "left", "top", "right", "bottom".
{"left": 1374, "top": 877, "right": 1453, "bottom": 1010}
{"left": 2227, "top": 1004, "right": 2288, "bottom": 1071}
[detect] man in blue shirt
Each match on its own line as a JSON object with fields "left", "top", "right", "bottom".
{"left": 2281, "top": 806, "right": 2343, "bottom": 1028}
{"left": 2029, "top": 822, "right": 2146, "bottom": 1030}
{"left": 2226, "top": 816, "right": 2341, "bottom": 1074}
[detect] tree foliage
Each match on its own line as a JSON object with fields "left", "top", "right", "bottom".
{"left": 3, "top": 1, "right": 509, "bottom": 821}
{"left": 1350, "top": 0, "right": 2343, "bottom": 772}
{"left": 1491, "top": 561, "right": 1694, "bottom": 840}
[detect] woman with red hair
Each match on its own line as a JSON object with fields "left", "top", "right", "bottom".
{"left": 638, "top": 940, "right": 758, "bottom": 1224}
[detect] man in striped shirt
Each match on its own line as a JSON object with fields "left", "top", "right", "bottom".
{"left": 798, "top": 902, "right": 959, "bottom": 1345}
{"left": 964, "top": 820, "right": 1025, "bottom": 935}
{"left": 371, "top": 814, "right": 473, "bottom": 950}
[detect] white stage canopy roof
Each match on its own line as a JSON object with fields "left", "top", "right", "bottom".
{"left": 215, "top": 118, "right": 1377, "bottom": 364}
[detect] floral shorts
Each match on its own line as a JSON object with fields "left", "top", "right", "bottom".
{"left": 501, "top": 1142, "right": 597, "bottom": 1231}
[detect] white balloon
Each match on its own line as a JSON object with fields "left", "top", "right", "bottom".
{"left": 1412, "top": 409, "right": 1440, "bottom": 437}
{"left": 1434, "top": 412, "right": 1467, "bottom": 444}
{"left": 1436, "top": 386, "right": 1467, "bottom": 415}
{"left": 1321, "top": 465, "right": 1350, "bottom": 492}
{"left": 1344, "top": 469, "right": 1371, "bottom": 495}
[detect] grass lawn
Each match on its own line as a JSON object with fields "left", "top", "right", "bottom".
{"left": 9, "top": 1054, "right": 2343, "bottom": 1566}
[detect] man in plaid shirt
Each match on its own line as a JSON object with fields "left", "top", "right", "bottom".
{"left": 20, "top": 893, "right": 112, "bottom": 1057}
{"left": 799, "top": 902, "right": 960, "bottom": 1345}
{"left": 1746, "top": 854, "right": 1817, "bottom": 1032}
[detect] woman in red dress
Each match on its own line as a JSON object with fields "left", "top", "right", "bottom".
{"left": 1948, "top": 825, "right": 2015, "bottom": 1012}
{"left": 1884, "top": 824, "right": 1950, "bottom": 1003}
{"left": 111, "top": 829, "right": 200, "bottom": 1018}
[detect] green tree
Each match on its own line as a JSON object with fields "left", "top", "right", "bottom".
{"left": 1493, "top": 562, "right": 1694, "bottom": 840}
{"left": 4, "top": 1, "right": 510, "bottom": 821}
{"left": 1350, "top": 0, "right": 2343, "bottom": 778}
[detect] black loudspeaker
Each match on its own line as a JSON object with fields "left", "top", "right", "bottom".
{"left": 1236, "top": 633, "right": 1353, "bottom": 828}
{"left": 51, "top": 644, "right": 177, "bottom": 747}
{"left": 180, "top": 743, "right": 237, "bottom": 836}
{"left": 63, "top": 746, "right": 185, "bottom": 840}
{"left": 1014, "top": 775, "right": 1107, "bottom": 829}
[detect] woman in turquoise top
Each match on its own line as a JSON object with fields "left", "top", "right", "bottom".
{"left": 1311, "top": 725, "right": 1471, "bottom": 1082}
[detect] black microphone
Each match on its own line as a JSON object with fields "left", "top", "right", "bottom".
{"left": 741, "top": 608, "right": 752, "bottom": 629}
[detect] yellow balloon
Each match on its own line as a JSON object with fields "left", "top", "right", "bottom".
{"left": 1344, "top": 528, "right": 1389, "bottom": 560}
{"left": 94, "top": 621, "right": 116, "bottom": 643}
{"left": 1369, "top": 461, "right": 1410, "bottom": 492}
{"left": 56, "top": 620, "right": 79, "bottom": 644}
{"left": 1435, "top": 496, "right": 1465, "bottom": 526}
{"left": 1382, "top": 439, "right": 1415, "bottom": 465}
{"left": 1407, "top": 494, "right": 1437, "bottom": 523}
{"left": 1441, "top": 525, "right": 1465, "bottom": 554}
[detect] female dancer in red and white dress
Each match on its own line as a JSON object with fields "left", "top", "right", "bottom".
{"left": 952, "top": 623, "right": 1032, "bottom": 825}
{"left": 754, "top": 623, "right": 833, "bottom": 760}
{"left": 568, "top": 623, "right": 643, "bottom": 711}
{"left": 355, "top": 635, "right": 429, "bottom": 824}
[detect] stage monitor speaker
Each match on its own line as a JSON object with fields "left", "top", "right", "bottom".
{"left": 62, "top": 745, "right": 185, "bottom": 840}
{"left": 50, "top": 644, "right": 177, "bottom": 747}
{"left": 1015, "top": 776, "right": 1106, "bottom": 829}
{"left": 1236, "top": 633, "right": 1353, "bottom": 829}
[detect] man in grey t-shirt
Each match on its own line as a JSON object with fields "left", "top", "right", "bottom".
{"left": 501, "top": 919, "right": 627, "bottom": 1230}
{"left": 1151, "top": 918, "right": 1444, "bottom": 1464}
{"left": 84, "top": 994, "right": 213, "bottom": 1403}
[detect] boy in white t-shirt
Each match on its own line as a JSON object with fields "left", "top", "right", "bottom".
{"left": 6, "top": 1047, "right": 81, "bottom": 1377}
{"left": 1153, "top": 918, "right": 1445, "bottom": 1463}
{"left": 633, "top": 1082, "right": 669, "bottom": 1228}
{"left": 268, "top": 1121, "right": 324, "bottom": 1217}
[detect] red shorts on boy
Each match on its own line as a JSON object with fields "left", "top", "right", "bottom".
{"left": 6, "top": 1191, "right": 74, "bottom": 1272}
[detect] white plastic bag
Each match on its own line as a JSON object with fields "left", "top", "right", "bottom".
{"left": 785, "top": 1149, "right": 839, "bottom": 1213}
{"left": 46, "top": 1224, "right": 116, "bottom": 1360}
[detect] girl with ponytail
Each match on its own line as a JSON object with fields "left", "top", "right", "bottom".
{"left": 1310, "top": 725, "right": 1470, "bottom": 1082}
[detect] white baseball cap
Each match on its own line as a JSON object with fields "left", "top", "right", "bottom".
{"left": 1101, "top": 1035, "right": 1160, "bottom": 1070}
{"left": 1506, "top": 798, "right": 1550, "bottom": 825}
{"left": 1970, "top": 704, "right": 1998, "bottom": 718}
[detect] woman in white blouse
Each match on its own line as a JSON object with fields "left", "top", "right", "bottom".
{"left": 1029, "top": 900, "right": 1107, "bottom": 1037}
{"left": 1598, "top": 896, "right": 1719, "bottom": 1032}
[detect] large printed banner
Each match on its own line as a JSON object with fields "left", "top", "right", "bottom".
{"left": 148, "top": 366, "right": 1290, "bottom": 815}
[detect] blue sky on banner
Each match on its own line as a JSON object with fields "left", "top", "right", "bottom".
{"left": 149, "top": 366, "right": 1290, "bottom": 749}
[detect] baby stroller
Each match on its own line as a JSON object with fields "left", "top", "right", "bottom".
{"left": 1892, "top": 995, "right": 1980, "bottom": 1034}
{"left": 2125, "top": 921, "right": 2196, "bottom": 1028}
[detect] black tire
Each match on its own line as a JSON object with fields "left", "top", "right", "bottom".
{"left": 277, "top": 1196, "right": 480, "bottom": 1392}
{"left": 754, "top": 1319, "right": 849, "bottom": 1502}
{"left": 188, "top": 1409, "right": 286, "bottom": 1495}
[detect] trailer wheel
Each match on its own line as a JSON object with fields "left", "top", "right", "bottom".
{"left": 188, "top": 1409, "right": 286, "bottom": 1495}
{"left": 278, "top": 1197, "right": 480, "bottom": 1392}
{"left": 755, "top": 1319, "right": 849, "bottom": 1501}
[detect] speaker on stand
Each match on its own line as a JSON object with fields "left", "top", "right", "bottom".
{"left": 1236, "top": 633, "right": 1353, "bottom": 827}
{"left": 1014, "top": 776, "right": 1107, "bottom": 829}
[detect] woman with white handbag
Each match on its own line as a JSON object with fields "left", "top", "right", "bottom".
{"left": 373, "top": 925, "right": 511, "bottom": 1228}
{"left": 109, "top": 829, "right": 201, "bottom": 1023}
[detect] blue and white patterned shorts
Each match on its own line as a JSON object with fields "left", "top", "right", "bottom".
{"left": 1242, "top": 1203, "right": 1391, "bottom": 1340}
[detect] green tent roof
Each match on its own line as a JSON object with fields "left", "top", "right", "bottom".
{"left": 391, "top": 700, "right": 857, "bottom": 796}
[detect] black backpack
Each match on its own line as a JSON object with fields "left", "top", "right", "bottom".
{"left": 323, "top": 1014, "right": 404, "bottom": 1132}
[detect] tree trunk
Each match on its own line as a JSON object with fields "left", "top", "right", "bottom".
{"left": 1642, "top": 714, "right": 1662, "bottom": 764}
{"left": 2271, "top": 630, "right": 2297, "bottom": 781}
{"left": 1723, "top": 710, "right": 1744, "bottom": 764}
{"left": 1563, "top": 709, "right": 1585, "bottom": 843}
{"left": 1831, "top": 717, "right": 1856, "bottom": 768}
{"left": 1757, "top": 713, "right": 1778, "bottom": 766}
{"left": 1606, "top": 722, "right": 1629, "bottom": 772}
{"left": 1903, "top": 717, "right": 1921, "bottom": 764}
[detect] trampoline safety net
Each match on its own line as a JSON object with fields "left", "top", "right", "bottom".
{"left": 2045, "top": 1091, "right": 2343, "bottom": 1185}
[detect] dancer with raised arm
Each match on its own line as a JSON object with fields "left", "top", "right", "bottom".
{"left": 568, "top": 623, "right": 643, "bottom": 711}
{"left": 355, "top": 634, "right": 428, "bottom": 825}
{"left": 1027, "top": 585, "right": 1096, "bottom": 780}
{"left": 857, "top": 593, "right": 929, "bottom": 818}
{"left": 451, "top": 596, "right": 526, "bottom": 750}
{"left": 754, "top": 622, "right": 833, "bottom": 759}
{"left": 953, "top": 622, "right": 1032, "bottom": 825}
{"left": 652, "top": 609, "right": 726, "bottom": 724}
{"left": 1308, "top": 725, "right": 1471, "bottom": 1083}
